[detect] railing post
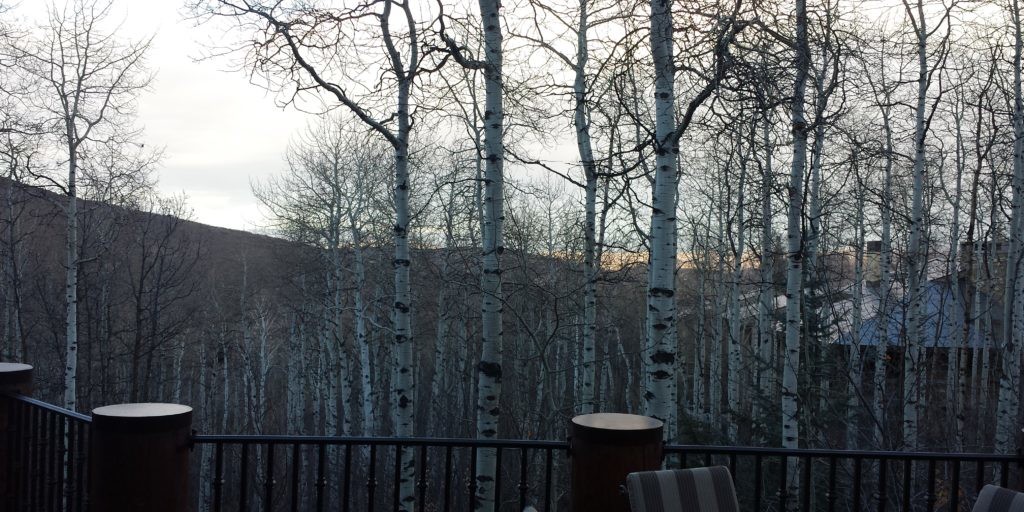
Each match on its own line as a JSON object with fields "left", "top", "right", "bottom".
{"left": 90, "top": 403, "right": 193, "bottom": 512}
{"left": 0, "top": 362, "right": 32, "bottom": 512}
{"left": 569, "top": 413, "right": 663, "bottom": 512}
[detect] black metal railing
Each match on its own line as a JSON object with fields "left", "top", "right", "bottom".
{"left": 188, "top": 434, "right": 1024, "bottom": 512}
{"left": 664, "top": 445, "right": 1024, "bottom": 512}
{"left": 189, "top": 435, "right": 568, "bottom": 512}
{"left": 3, "top": 391, "right": 1023, "bottom": 512}
{"left": 4, "top": 393, "right": 91, "bottom": 512}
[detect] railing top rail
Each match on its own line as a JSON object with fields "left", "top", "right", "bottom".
{"left": 189, "top": 433, "right": 1024, "bottom": 463}
{"left": 664, "top": 444, "right": 1024, "bottom": 462}
{"left": 2, "top": 392, "right": 92, "bottom": 423}
{"left": 190, "top": 434, "right": 569, "bottom": 449}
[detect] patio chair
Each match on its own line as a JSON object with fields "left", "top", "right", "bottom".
{"left": 972, "top": 485, "right": 1024, "bottom": 512}
{"left": 625, "top": 466, "right": 739, "bottom": 512}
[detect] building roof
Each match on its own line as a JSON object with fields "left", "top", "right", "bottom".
{"left": 832, "top": 279, "right": 991, "bottom": 348}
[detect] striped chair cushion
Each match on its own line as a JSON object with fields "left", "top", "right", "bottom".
{"left": 973, "top": 485, "right": 1024, "bottom": 512}
{"left": 626, "top": 466, "right": 739, "bottom": 512}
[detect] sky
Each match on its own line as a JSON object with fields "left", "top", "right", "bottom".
{"left": 127, "top": 1, "right": 308, "bottom": 231}
{"left": 14, "top": 0, "right": 311, "bottom": 231}
{"left": 9, "top": 1, "right": 594, "bottom": 234}
{"left": 10, "top": 0, "right": 964, "bottom": 233}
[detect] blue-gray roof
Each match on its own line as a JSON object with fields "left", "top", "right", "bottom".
{"left": 835, "top": 280, "right": 991, "bottom": 348}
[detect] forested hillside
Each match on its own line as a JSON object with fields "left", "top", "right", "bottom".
{"left": 3, "top": 3, "right": 1024, "bottom": 504}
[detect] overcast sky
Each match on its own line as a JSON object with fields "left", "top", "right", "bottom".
{"left": 130, "top": 1, "right": 310, "bottom": 231}
{"left": 15, "top": 1, "right": 311, "bottom": 231}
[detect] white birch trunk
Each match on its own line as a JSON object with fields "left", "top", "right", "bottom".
{"left": 848, "top": 169, "right": 865, "bottom": 450}
{"left": 64, "top": 138, "right": 79, "bottom": 410}
{"left": 3, "top": 179, "right": 24, "bottom": 361}
{"left": 287, "top": 315, "right": 305, "bottom": 433}
{"left": 693, "top": 266, "right": 708, "bottom": 420}
{"left": 902, "top": 0, "right": 929, "bottom": 450}
{"left": 353, "top": 242, "right": 375, "bottom": 436}
{"left": 874, "top": 99, "right": 895, "bottom": 449}
{"left": 575, "top": 0, "right": 599, "bottom": 416}
{"left": 711, "top": 213, "right": 725, "bottom": 429}
{"left": 996, "top": 0, "right": 1024, "bottom": 454}
{"left": 755, "top": 112, "right": 775, "bottom": 433}
{"left": 948, "top": 109, "right": 966, "bottom": 444}
{"left": 391, "top": 41, "right": 417, "bottom": 512}
{"left": 727, "top": 137, "right": 748, "bottom": 441}
{"left": 198, "top": 342, "right": 212, "bottom": 510}
{"left": 645, "top": 0, "right": 680, "bottom": 442}
{"left": 173, "top": 337, "right": 185, "bottom": 404}
{"left": 783, "top": 0, "right": 810, "bottom": 504}
{"left": 475, "top": 1, "right": 504, "bottom": 509}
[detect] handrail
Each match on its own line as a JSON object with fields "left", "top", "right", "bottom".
{"left": 3, "top": 392, "right": 92, "bottom": 423}
{"left": 664, "top": 444, "right": 1024, "bottom": 462}
{"left": 190, "top": 432, "right": 1023, "bottom": 463}
{"left": 190, "top": 434, "right": 568, "bottom": 449}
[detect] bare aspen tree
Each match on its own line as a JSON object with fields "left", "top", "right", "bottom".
{"left": 190, "top": 1, "right": 426, "bottom": 504}
{"left": 254, "top": 116, "right": 390, "bottom": 437}
{"left": 644, "top": 0, "right": 742, "bottom": 443}
{"left": 900, "top": 0, "right": 952, "bottom": 450}
{"left": 862, "top": 33, "right": 897, "bottom": 449}
{"left": 783, "top": 0, "right": 810, "bottom": 501}
{"left": 645, "top": 0, "right": 679, "bottom": 439}
{"left": 14, "top": 0, "right": 151, "bottom": 410}
{"left": 475, "top": 2, "right": 503, "bottom": 507}
{"left": 436, "top": 0, "right": 505, "bottom": 506}
{"left": 727, "top": 124, "right": 749, "bottom": 442}
{"left": 997, "top": 0, "right": 1024, "bottom": 454}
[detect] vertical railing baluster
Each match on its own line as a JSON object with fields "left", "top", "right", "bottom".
{"left": 827, "top": 456, "right": 837, "bottom": 512}
{"left": 239, "top": 443, "right": 250, "bottom": 512}
{"left": 33, "top": 405, "right": 42, "bottom": 510}
{"left": 729, "top": 453, "right": 737, "bottom": 483}
{"left": 878, "top": 457, "right": 888, "bottom": 512}
{"left": 443, "top": 446, "right": 452, "bottom": 512}
{"left": 39, "top": 408, "right": 48, "bottom": 512}
{"left": 65, "top": 417, "right": 75, "bottom": 512}
{"left": 7, "top": 397, "right": 20, "bottom": 511}
{"left": 56, "top": 414, "right": 66, "bottom": 512}
{"left": 754, "top": 454, "right": 763, "bottom": 512}
{"left": 316, "top": 443, "right": 327, "bottom": 512}
{"left": 779, "top": 455, "right": 788, "bottom": 512}
{"left": 543, "top": 448, "right": 553, "bottom": 512}
{"left": 1018, "top": 455, "right": 1024, "bottom": 493}
{"left": 975, "top": 459, "right": 985, "bottom": 497}
{"left": 213, "top": 442, "right": 225, "bottom": 512}
{"left": 801, "top": 456, "right": 811, "bottom": 512}
{"left": 290, "top": 444, "right": 300, "bottom": 512}
{"left": 1000, "top": 460, "right": 1009, "bottom": 488}
{"left": 367, "top": 444, "right": 377, "bottom": 512}
{"left": 417, "top": 444, "right": 427, "bottom": 511}
{"left": 951, "top": 459, "right": 961, "bottom": 512}
{"left": 393, "top": 445, "right": 401, "bottom": 512}
{"left": 25, "top": 402, "right": 35, "bottom": 512}
{"left": 46, "top": 408, "right": 55, "bottom": 512}
{"left": 342, "top": 444, "right": 352, "bottom": 512}
{"left": 494, "top": 446, "right": 503, "bottom": 510}
{"left": 75, "top": 419, "right": 86, "bottom": 512}
{"left": 264, "top": 443, "right": 275, "bottom": 511}
{"left": 900, "top": 458, "right": 911, "bottom": 512}
{"left": 925, "top": 459, "right": 935, "bottom": 512}
{"left": 518, "top": 448, "right": 529, "bottom": 511}
{"left": 468, "top": 446, "right": 477, "bottom": 512}
{"left": 853, "top": 457, "right": 862, "bottom": 512}
{"left": 49, "top": 409, "right": 58, "bottom": 512}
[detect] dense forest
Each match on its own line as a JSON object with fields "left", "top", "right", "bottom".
{"left": 3, "top": 0, "right": 1024, "bottom": 507}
